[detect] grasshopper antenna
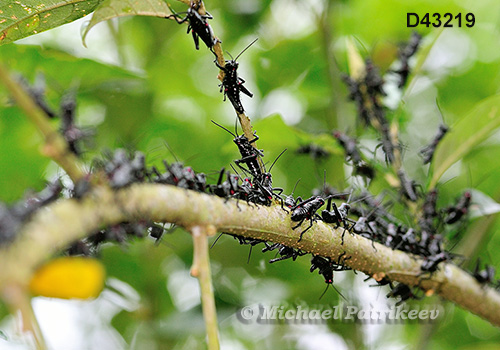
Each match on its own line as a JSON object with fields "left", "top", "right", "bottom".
{"left": 268, "top": 149, "right": 287, "bottom": 173}
{"left": 435, "top": 98, "right": 448, "bottom": 125}
{"left": 319, "top": 284, "right": 348, "bottom": 302}
{"left": 331, "top": 284, "right": 348, "bottom": 302}
{"left": 211, "top": 120, "right": 237, "bottom": 138}
{"left": 319, "top": 284, "right": 329, "bottom": 300}
{"left": 247, "top": 246, "right": 253, "bottom": 264}
{"left": 163, "top": 141, "right": 179, "bottom": 162}
{"left": 226, "top": 51, "right": 234, "bottom": 61}
{"left": 234, "top": 116, "right": 239, "bottom": 136}
{"left": 210, "top": 233, "right": 224, "bottom": 249}
{"left": 231, "top": 162, "right": 253, "bottom": 178}
{"left": 234, "top": 38, "right": 259, "bottom": 61}
{"left": 230, "top": 164, "right": 242, "bottom": 177}
{"left": 291, "top": 178, "right": 301, "bottom": 196}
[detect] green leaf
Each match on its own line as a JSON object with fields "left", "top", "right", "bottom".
{"left": 0, "top": 44, "right": 142, "bottom": 86}
{"left": 430, "top": 94, "right": 500, "bottom": 188}
{"left": 81, "top": 0, "right": 172, "bottom": 46}
{"left": 0, "top": 0, "right": 102, "bottom": 46}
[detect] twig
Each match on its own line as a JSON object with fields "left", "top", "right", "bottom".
{"left": 1, "top": 184, "right": 500, "bottom": 326}
{"left": 169, "top": 1, "right": 263, "bottom": 170}
{"left": 315, "top": 0, "right": 340, "bottom": 129}
{"left": 191, "top": 225, "right": 220, "bottom": 350}
{"left": 208, "top": 10, "right": 263, "bottom": 171}
{"left": 0, "top": 64, "right": 85, "bottom": 183}
{"left": 213, "top": 41, "right": 257, "bottom": 136}
{"left": 211, "top": 40, "right": 257, "bottom": 140}
{"left": 2, "top": 283, "right": 46, "bottom": 350}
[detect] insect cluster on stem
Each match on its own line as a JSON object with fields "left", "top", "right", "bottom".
{"left": 8, "top": 21, "right": 492, "bottom": 308}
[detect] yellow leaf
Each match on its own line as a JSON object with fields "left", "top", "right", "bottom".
{"left": 29, "top": 257, "right": 105, "bottom": 300}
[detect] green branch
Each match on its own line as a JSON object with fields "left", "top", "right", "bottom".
{"left": 0, "top": 64, "right": 85, "bottom": 183}
{"left": 0, "top": 184, "right": 499, "bottom": 327}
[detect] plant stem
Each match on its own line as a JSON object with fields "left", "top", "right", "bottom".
{"left": 191, "top": 225, "right": 220, "bottom": 350}
{"left": 316, "top": 0, "right": 340, "bottom": 129}
{"left": 2, "top": 284, "right": 46, "bottom": 350}
{"left": 0, "top": 64, "right": 84, "bottom": 183}
{"left": 172, "top": 0, "right": 264, "bottom": 171}
{"left": 2, "top": 184, "right": 500, "bottom": 327}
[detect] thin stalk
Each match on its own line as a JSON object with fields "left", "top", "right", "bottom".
{"left": 2, "top": 284, "right": 46, "bottom": 350}
{"left": 0, "top": 64, "right": 84, "bottom": 183}
{"left": 191, "top": 225, "right": 220, "bottom": 350}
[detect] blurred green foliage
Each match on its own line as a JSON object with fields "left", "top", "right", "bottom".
{"left": 1, "top": 0, "right": 500, "bottom": 349}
